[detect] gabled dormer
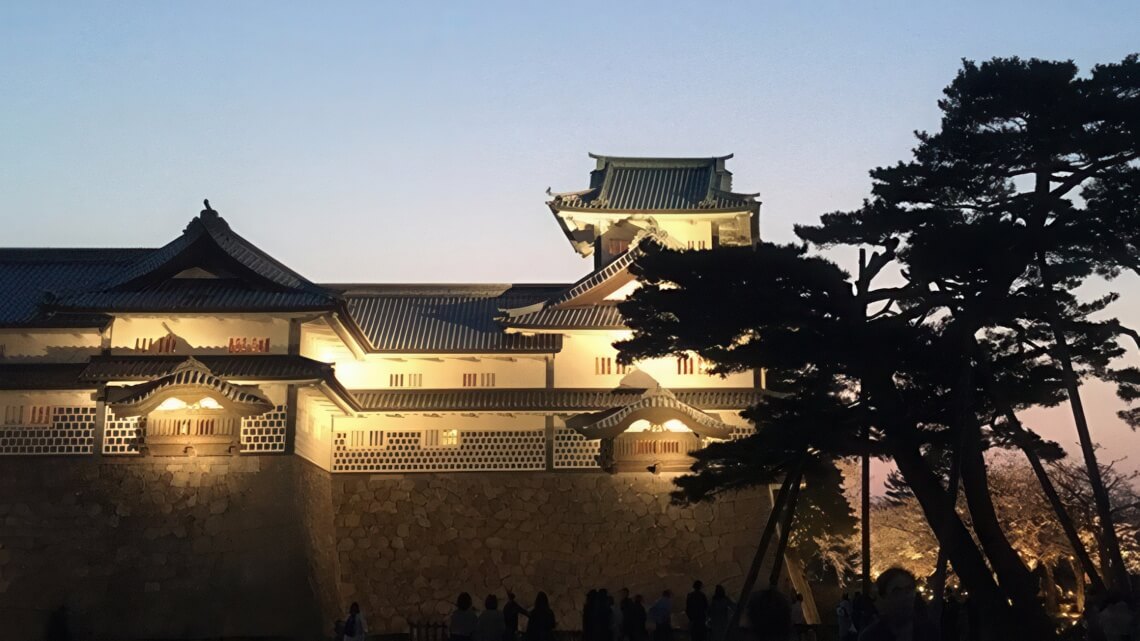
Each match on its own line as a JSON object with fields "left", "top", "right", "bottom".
{"left": 497, "top": 227, "right": 676, "bottom": 332}
{"left": 46, "top": 201, "right": 338, "bottom": 314}
{"left": 547, "top": 154, "right": 761, "bottom": 268}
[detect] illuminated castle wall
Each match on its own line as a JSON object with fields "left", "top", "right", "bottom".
{"left": 0, "top": 156, "right": 790, "bottom": 640}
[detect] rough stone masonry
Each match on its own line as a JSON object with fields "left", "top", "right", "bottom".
{"left": 0, "top": 457, "right": 771, "bottom": 640}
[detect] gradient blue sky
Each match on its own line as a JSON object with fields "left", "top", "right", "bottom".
{"left": 2, "top": 2, "right": 1139, "bottom": 479}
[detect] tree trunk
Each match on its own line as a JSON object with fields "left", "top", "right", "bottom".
{"left": 857, "top": 248, "right": 873, "bottom": 599}
{"left": 933, "top": 358, "right": 970, "bottom": 621}
{"left": 1032, "top": 168, "right": 1130, "bottom": 594}
{"left": 890, "top": 444, "right": 1002, "bottom": 602}
{"left": 1070, "top": 556, "right": 1086, "bottom": 613}
{"left": 768, "top": 467, "right": 803, "bottom": 588}
{"left": 973, "top": 352, "right": 1107, "bottom": 594}
{"left": 1043, "top": 563, "right": 1060, "bottom": 615}
{"left": 929, "top": 457, "right": 960, "bottom": 619}
{"left": 1021, "top": 445, "right": 1106, "bottom": 593}
{"left": 1046, "top": 317, "right": 1130, "bottom": 593}
{"left": 893, "top": 441, "right": 1057, "bottom": 639}
{"left": 952, "top": 336, "right": 1049, "bottom": 633}
{"left": 861, "top": 441, "right": 871, "bottom": 597}
{"left": 727, "top": 461, "right": 804, "bottom": 635}
{"left": 958, "top": 421, "right": 1052, "bottom": 634}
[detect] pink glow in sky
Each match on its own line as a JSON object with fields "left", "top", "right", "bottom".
{"left": 2, "top": 2, "right": 1138, "bottom": 482}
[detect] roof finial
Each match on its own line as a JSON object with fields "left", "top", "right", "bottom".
{"left": 201, "top": 199, "right": 218, "bottom": 219}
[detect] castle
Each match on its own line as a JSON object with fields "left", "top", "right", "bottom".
{"left": 0, "top": 155, "right": 790, "bottom": 639}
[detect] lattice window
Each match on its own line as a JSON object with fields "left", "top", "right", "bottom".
{"left": 462, "top": 373, "right": 496, "bottom": 388}
{"left": 104, "top": 411, "right": 142, "bottom": 455}
{"left": 0, "top": 406, "right": 95, "bottom": 455}
{"left": 553, "top": 426, "right": 601, "bottom": 469}
{"left": 4, "top": 405, "right": 52, "bottom": 426}
{"left": 687, "top": 240, "right": 708, "bottom": 250}
{"left": 347, "top": 430, "right": 384, "bottom": 449}
{"left": 228, "top": 337, "right": 270, "bottom": 353}
{"left": 333, "top": 427, "right": 545, "bottom": 472}
{"left": 595, "top": 357, "right": 612, "bottom": 375}
{"left": 677, "top": 354, "right": 707, "bottom": 375}
{"left": 240, "top": 404, "right": 288, "bottom": 453}
{"left": 617, "top": 361, "right": 630, "bottom": 375}
{"left": 422, "top": 428, "right": 460, "bottom": 448}
{"left": 389, "top": 373, "right": 423, "bottom": 388}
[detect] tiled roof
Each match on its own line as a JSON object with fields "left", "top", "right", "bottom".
{"left": 0, "top": 249, "right": 149, "bottom": 326}
{"left": 1, "top": 208, "right": 337, "bottom": 320}
{"left": 53, "top": 280, "right": 334, "bottom": 313}
{"left": 80, "top": 355, "right": 334, "bottom": 382}
{"left": 105, "top": 358, "right": 274, "bottom": 416}
{"left": 340, "top": 285, "right": 566, "bottom": 353}
{"left": 501, "top": 304, "right": 625, "bottom": 330}
{"left": 51, "top": 209, "right": 337, "bottom": 313}
{"left": 568, "top": 388, "right": 736, "bottom": 439}
{"left": 349, "top": 387, "right": 763, "bottom": 412}
{"left": 0, "top": 363, "right": 93, "bottom": 389}
{"left": 102, "top": 209, "right": 329, "bottom": 295}
{"left": 549, "top": 155, "right": 758, "bottom": 213}
{"left": 499, "top": 238, "right": 657, "bottom": 330}
{"left": 548, "top": 248, "right": 640, "bottom": 307}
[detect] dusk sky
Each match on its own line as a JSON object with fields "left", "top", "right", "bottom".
{"left": 3, "top": 2, "right": 1139, "bottom": 481}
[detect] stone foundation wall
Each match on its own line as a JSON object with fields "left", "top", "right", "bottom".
{"left": 0, "top": 460, "right": 772, "bottom": 639}
{"left": 295, "top": 458, "right": 345, "bottom": 632}
{"left": 0, "top": 456, "right": 322, "bottom": 641}
{"left": 331, "top": 473, "right": 771, "bottom": 632}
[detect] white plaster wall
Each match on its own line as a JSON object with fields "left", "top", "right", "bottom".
{"left": 553, "top": 332, "right": 754, "bottom": 388}
{"left": 656, "top": 219, "right": 714, "bottom": 248}
{"left": 109, "top": 316, "right": 291, "bottom": 354}
{"left": 295, "top": 389, "right": 336, "bottom": 471}
{"left": 0, "top": 390, "right": 97, "bottom": 410}
{"left": 332, "top": 355, "right": 547, "bottom": 390}
{"left": 256, "top": 383, "right": 288, "bottom": 408}
{"left": 0, "top": 330, "right": 101, "bottom": 362}
{"left": 299, "top": 318, "right": 356, "bottom": 364}
{"left": 334, "top": 412, "right": 545, "bottom": 433}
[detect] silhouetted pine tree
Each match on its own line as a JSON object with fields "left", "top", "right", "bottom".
{"left": 799, "top": 54, "right": 1140, "bottom": 594}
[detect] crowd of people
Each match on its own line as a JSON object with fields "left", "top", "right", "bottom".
{"left": 337, "top": 568, "right": 1009, "bottom": 641}
{"left": 338, "top": 581, "right": 746, "bottom": 641}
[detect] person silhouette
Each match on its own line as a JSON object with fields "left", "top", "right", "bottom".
{"left": 452, "top": 592, "right": 479, "bottom": 641}
{"left": 686, "top": 581, "right": 709, "bottom": 641}
{"left": 525, "top": 592, "right": 556, "bottom": 641}
{"left": 858, "top": 568, "right": 938, "bottom": 641}
{"left": 342, "top": 602, "right": 368, "bottom": 641}
{"left": 476, "top": 594, "right": 506, "bottom": 641}
{"left": 648, "top": 590, "right": 673, "bottom": 641}
{"left": 503, "top": 591, "right": 529, "bottom": 641}
{"left": 708, "top": 585, "right": 735, "bottom": 641}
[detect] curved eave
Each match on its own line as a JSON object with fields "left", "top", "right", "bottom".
{"left": 587, "top": 152, "right": 735, "bottom": 163}
{"left": 0, "top": 315, "right": 113, "bottom": 331}
{"left": 47, "top": 302, "right": 337, "bottom": 314}
{"left": 574, "top": 399, "right": 734, "bottom": 437}
{"left": 108, "top": 384, "right": 274, "bottom": 418}
{"left": 548, "top": 204, "right": 757, "bottom": 215}
{"left": 564, "top": 395, "right": 736, "bottom": 440}
{"left": 501, "top": 322, "right": 627, "bottom": 333}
